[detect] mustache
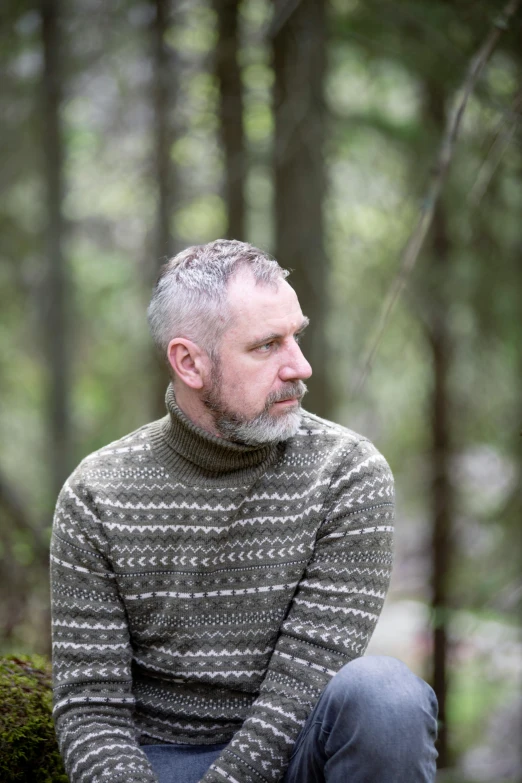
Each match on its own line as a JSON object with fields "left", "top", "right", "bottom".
{"left": 265, "top": 381, "right": 308, "bottom": 408}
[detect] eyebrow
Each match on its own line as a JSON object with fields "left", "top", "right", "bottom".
{"left": 247, "top": 317, "right": 310, "bottom": 348}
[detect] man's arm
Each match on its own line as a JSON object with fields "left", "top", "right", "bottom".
{"left": 199, "top": 437, "right": 394, "bottom": 783}
{"left": 51, "top": 474, "right": 159, "bottom": 783}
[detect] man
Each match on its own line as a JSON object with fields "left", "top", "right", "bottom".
{"left": 51, "top": 239, "right": 438, "bottom": 783}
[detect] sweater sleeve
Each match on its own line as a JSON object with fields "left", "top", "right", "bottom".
{"left": 50, "top": 473, "right": 159, "bottom": 783}
{"left": 199, "top": 438, "right": 395, "bottom": 783}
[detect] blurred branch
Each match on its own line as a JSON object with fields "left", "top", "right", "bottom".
{"left": 266, "top": 0, "right": 303, "bottom": 38}
{"left": 468, "top": 88, "right": 522, "bottom": 207}
{"left": 484, "top": 579, "right": 522, "bottom": 613}
{"left": 352, "top": 0, "right": 522, "bottom": 395}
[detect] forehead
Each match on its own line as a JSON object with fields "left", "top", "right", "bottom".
{"left": 224, "top": 269, "right": 304, "bottom": 340}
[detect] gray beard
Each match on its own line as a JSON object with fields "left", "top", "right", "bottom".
{"left": 203, "top": 372, "right": 307, "bottom": 446}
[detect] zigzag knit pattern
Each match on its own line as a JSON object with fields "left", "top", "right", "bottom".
{"left": 51, "top": 386, "right": 394, "bottom": 783}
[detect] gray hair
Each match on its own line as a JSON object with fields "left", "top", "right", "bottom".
{"left": 147, "top": 239, "right": 289, "bottom": 364}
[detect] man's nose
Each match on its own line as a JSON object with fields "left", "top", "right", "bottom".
{"left": 279, "top": 341, "right": 312, "bottom": 382}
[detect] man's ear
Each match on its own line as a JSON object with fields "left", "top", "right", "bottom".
{"left": 167, "top": 338, "right": 208, "bottom": 389}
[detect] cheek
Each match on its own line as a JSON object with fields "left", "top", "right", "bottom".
{"left": 228, "top": 367, "right": 274, "bottom": 405}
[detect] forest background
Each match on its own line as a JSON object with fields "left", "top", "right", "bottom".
{"left": 1, "top": 0, "right": 521, "bottom": 780}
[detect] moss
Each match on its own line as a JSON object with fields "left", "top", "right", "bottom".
{"left": 0, "top": 655, "right": 68, "bottom": 783}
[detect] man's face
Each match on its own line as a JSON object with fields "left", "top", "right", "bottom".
{"left": 202, "top": 269, "right": 312, "bottom": 445}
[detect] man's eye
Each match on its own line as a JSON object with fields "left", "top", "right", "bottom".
{"left": 257, "top": 342, "right": 273, "bottom": 352}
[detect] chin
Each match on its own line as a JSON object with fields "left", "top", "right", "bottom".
{"left": 218, "top": 407, "right": 302, "bottom": 446}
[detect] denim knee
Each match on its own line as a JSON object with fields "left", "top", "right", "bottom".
{"left": 284, "top": 657, "right": 438, "bottom": 783}
{"left": 320, "top": 655, "right": 438, "bottom": 742}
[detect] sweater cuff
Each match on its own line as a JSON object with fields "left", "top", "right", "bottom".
{"left": 201, "top": 746, "right": 273, "bottom": 783}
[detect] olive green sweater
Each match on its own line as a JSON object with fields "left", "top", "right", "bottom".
{"left": 51, "top": 387, "right": 394, "bottom": 783}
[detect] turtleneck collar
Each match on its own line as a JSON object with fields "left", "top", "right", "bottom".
{"left": 149, "top": 385, "right": 282, "bottom": 484}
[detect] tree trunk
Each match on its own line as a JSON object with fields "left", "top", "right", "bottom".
{"left": 41, "top": 0, "right": 71, "bottom": 502}
{"left": 423, "top": 80, "right": 454, "bottom": 770}
{"left": 272, "top": 0, "right": 330, "bottom": 418}
{"left": 151, "top": 0, "right": 178, "bottom": 418}
{"left": 213, "top": 0, "right": 246, "bottom": 241}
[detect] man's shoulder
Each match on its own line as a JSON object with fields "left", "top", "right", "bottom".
{"left": 297, "top": 409, "right": 371, "bottom": 448}
{"left": 290, "top": 409, "right": 392, "bottom": 474}
{"left": 66, "top": 418, "right": 163, "bottom": 489}
{"left": 290, "top": 410, "right": 394, "bottom": 507}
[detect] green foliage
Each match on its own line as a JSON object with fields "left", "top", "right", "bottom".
{"left": 0, "top": 655, "right": 67, "bottom": 783}
{"left": 448, "top": 658, "right": 512, "bottom": 757}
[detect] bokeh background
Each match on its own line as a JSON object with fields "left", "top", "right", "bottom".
{"left": 1, "top": 0, "right": 521, "bottom": 780}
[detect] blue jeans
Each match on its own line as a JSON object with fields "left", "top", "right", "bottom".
{"left": 142, "top": 656, "right": 438, "bottom": 783}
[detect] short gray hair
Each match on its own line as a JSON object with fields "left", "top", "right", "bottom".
{"left": 147, "top": 239, "right": 289, "bottom": 363}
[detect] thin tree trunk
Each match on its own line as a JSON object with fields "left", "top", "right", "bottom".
{"left": 41, "top": 0, "right": 71, "bottom": 501}
{"left": 213, "top": 0, "right": 246, "bottom": 241}
{"left": 423, "top": 81, "right": 454, "bottom": 770}
{"left": 151, "top": 0, "right": 178, "bottom": 418}
{"left": 429, "top": 258, "right": 452, "bottom": 769}
{"left": 272, "top": 0, "right": 330, "bottom": 418}
{"left": 153, "top": 0, "right": 176, "bottom": 264}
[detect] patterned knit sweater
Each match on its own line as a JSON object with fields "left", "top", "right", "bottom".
{"left": 51, "top": 386, "right": 394, "bottom": 783}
